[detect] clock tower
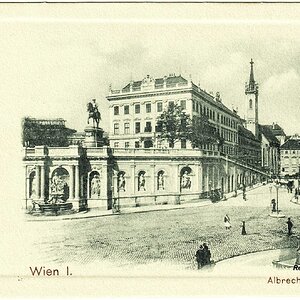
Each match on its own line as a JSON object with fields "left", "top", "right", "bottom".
{"left": 245, "top": 59, "right": 259, "bottom": 138}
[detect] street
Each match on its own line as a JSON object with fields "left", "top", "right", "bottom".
{"left": 17, "top": 184, "right": 300, "bottom": 274}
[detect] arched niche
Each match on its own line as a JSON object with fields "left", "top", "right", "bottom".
{"left": 89, "top": 170, "right": 101, "bottom": 199}
{"left": 180, "top": 166, "right": 192, "bottom": 191}
{"left": 50, "top": 167, "right": 70, "bottom": 200}
{"left": 29, "top": 170, "right": 36, "bottom": 198}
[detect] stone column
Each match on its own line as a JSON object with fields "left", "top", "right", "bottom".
{"left": 35, "top": 165, "right": 40, "bottom": 200}
{"left": 75, "top": 165, "right": 80, "bottom": 199}
{"left": 69, "top": 165, "right": 74, "bottom": 200}
{"left": 131, "top": 164, "right": 135, "bottom": 195}
{"left": 40, "top": 165, "right": 45, "bottom": 201}
{"left": 24, "top": 166, "right": 28, "bottom": 209}
{"left": 198, "top": 162, "right": 203, "bottom": 194}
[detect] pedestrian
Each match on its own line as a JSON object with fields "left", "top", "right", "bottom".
{"left": 271, "top": 199, "right": 276, "bottom": 212}
{"left": 203, "top": 243, "right": 211, "bottom": 265}
{"left": 195, "top": 245, "right": 204, "bottom": 269}
{"left": 287, "top": 217, "right": 293, "bottom": 236}
{"left": 241, "top": 221, "right": 247, "bottom": 235}
{"left": 243, "top": 191, "right": 246, "bottom": 201}
{"left": 224, "top": 214, "right": 231, "bottom": 230}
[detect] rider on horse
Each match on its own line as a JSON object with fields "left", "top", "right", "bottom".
{"left": 87, "top": 99, "right": 101, "bottom": 128}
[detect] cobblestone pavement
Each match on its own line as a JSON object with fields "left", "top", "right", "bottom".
{"left": 22, "top": 184, "right": 300, "bottom": 271}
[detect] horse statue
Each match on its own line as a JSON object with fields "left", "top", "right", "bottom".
{"left": 87, "top": 100, "right": 101, "bottom": 128}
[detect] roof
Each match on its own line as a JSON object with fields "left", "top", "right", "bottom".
{"left": 238, "top": 125, "right": 260, "bottom": 142}
{"left": 281, "top": 138, "right": 300, "bottom": 150}
{"left": 263, "top": 123, "right": 286, "bottom": 137}
{"left": 259, "top": 125, "right": 280, "bottom": 145}
{"left": 122, "top": 75, "right": 188, "bottom": 92}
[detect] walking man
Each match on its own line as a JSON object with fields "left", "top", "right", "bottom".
{"left": 195, "top": 245, "right": 204, "bottom": 269}
{"left": 287, "top": 217, "right": 293, "bottom": 236}
{"left": 241, "top": 221, "right": 247, "bottom": 235}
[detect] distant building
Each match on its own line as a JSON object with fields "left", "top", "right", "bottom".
{"left": 280, "top": 134, "right": 300, "bottom": 177}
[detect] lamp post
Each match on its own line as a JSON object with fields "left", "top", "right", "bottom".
{"left": 270, "top": 180, "right": 285, "bottom": 218}
{"left": 275, "top": 181, "right": 279, "bottom": 214}
{"left": 209, "top": 180, "right": 212, "bottom": 198}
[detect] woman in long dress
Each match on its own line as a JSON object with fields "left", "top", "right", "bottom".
{"left": 224, "top": 214, "right": 231, "bottom": 230}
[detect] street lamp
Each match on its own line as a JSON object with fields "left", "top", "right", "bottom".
{"left": 209, "top": 180, "right": 212, "bottom": 198}
{"left": 270, "top": 180, "right": 285, "bottom": 218}
{"left": 275, "top": 181, "right": 280, "bottom": 214}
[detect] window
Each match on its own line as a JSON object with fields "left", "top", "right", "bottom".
{"left": 249, "top": 99, "right": 253, "bottom": 109}
{"left": 169, "top": 101, "right": 174, "bottom": 109}
{"left": 124, "top": 123, "right": 130, "bottom": 134}
{"left": 157, "top": 102, "right": 163, "bottom": 112}
{"left": 114, "top": 106, "right": 119, "bottom": 115}
{"left": 146, "top": 103, "right": 151, "bottom": 113}
{"left": 180, "top": 100, "right": 186, "bottom": 110}
{"left": 124, "top": 105, "right": 129, "bottom": 114}
{"left": 114, "top": 142, "right": 119, "bottom": 148}
{"left": 145, "top": 121, "right": 152, "bottom": 132}
{"left": 135, "top": 104, "right": 140, "bottom": 114}
{"left": 196, "top": 103, "right": 199, "bottom": 113}
{"left": 125, "top": 142, "right": 130, "bottom": 148}
{"left": 192, "top": 101, "right": 195, "bottom": 111}
{"left": 135, "top": 122, "right": 140, "bottom": 133}
{"left": 135, "top": 141, "right": 140, "bottom": 148}
{"left": 114, "top": 123, "right": 119, "bottom": 135}
{"left": 181, "top": 139, "right": 187, "bottom": 149}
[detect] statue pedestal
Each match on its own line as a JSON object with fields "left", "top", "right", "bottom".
{"left": 84, "top": 126, "right": 104, "bottom": 147}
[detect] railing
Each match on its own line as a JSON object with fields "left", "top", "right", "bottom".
{"left": 111, "top": 148, "right": 219, "bottom": 157}
{"left": 86, "top": 147, "right": 107, "bottom": 156}
{"left": 47, "top": 146, "right": 81, "bottom": 157}
{"left": 109, "top": 81, "right": 190, "bottom": 96}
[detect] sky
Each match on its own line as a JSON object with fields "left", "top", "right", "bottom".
{"left": 1, "top": 3, "right": 300, "bottom": 137}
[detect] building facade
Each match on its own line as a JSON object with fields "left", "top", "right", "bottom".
{"left": 107, "top": 74, "right": 239, "bottom": 156}
{"left": 280, "top": 134, "right": 300, "bottom": 177}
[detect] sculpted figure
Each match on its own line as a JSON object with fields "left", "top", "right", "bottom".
{"left": 181, "top": 171, "right": 191, "bottom": 189}
{"left": 91, "top": 174, "right": 101, "bottom": 197}
{"left": 87, "top": 99, "right": 101, "bottom": 128}
{"left": 118, "top": 173, "right": 126, "bottom": 191}
{"left": 158, "top": 173, "right": 164, "bottom": 190}
{"left": 139, "top": 173, "right": 146, "bottom": 191}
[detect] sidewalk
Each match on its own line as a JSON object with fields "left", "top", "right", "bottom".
{"left": 24, "top": 199, "right": 213, "bottom": 222}
{"left": 24, "top": 183, "right": 265, "bottom": 222}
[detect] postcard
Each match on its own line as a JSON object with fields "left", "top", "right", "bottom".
{"left": 1, "top": 2, "right": 300, "bottom": 297}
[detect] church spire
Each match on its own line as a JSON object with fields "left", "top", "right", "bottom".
{"left": 249, "top": 58, "right": 255, "bottom": 89}
{"left": 245, "top": 58, "right": 258, "bottom": 95}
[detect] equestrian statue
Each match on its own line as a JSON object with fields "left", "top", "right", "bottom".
{"left": 87, "top": 98, "right": 101, "bottom": 128}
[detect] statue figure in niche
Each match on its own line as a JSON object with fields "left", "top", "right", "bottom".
{"left": 181, "top": 170, "right": 191, "bottom": 189}
{"left": 138, "top": 173, "right": 146, "bottom": 191}
{"left": 118, "top": 173, "right": 126, "bottom": 191}
{"left": 158, "top": 172, "right": 164, "bottom": 190}
{"left": 91, "top": 174, "right": 101, "bottom": 198}
{"left": 50, "top": 171, "right": 65, "bottom": 195}
{"left": 48, "top": 171, "right": 67, "bottom": 203}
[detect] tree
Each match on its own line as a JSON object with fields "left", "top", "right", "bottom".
{"left": 156, "top": 104, "right": 192, "bottom": 148}
{"left": 188, "top": 115, "right": 221, "bottom": 149}
{"left": 22, "top": 117, "right": 76, "bottom": 147}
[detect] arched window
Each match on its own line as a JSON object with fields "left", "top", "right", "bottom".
{"left": 249, "top": 99, "right": 253, "bottom": 109}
